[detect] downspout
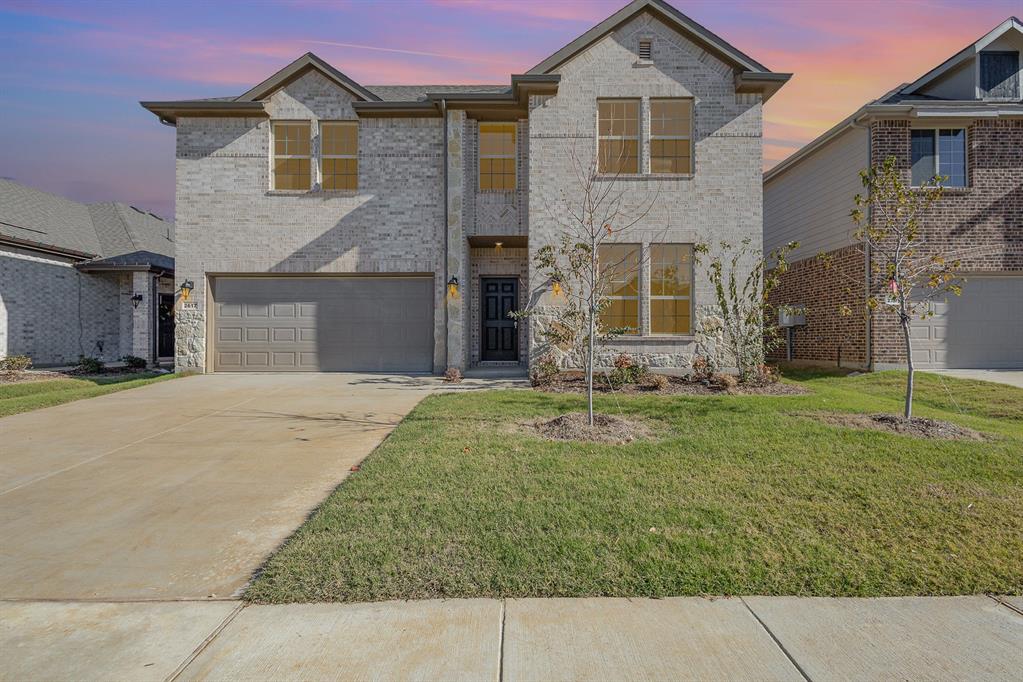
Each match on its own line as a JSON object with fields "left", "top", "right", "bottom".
{"left": 851, "top": 116, "right": 873, "bottom": 371}
{"left": 440, "top": 98, "right": 448, "bottom": 369}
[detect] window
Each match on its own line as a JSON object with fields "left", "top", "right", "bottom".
{"left": 598, "top": 100, "right": 639, "bottom": 174}
{"left": 650, "top": 244, "right": 693, "bottom": 334}
{"left": 479, "top": 123, "right": 517, "bottom": 190}
{"left": 598, "top": 244, "right": 639, "bottom": 334}
{"left": 321, "top": 122, "right": 358, "bottom": 191}
{"left": 650, "top": 99, "right": 693, "bottom": 174}
{"left": 911, "top": 129, "right": 966, "bottom": 187}
{"left": 979, "top": 51, "right": 1019, "bottom": 100}
{"left": 272, "top": 122, "right": 311, "bottom": 190}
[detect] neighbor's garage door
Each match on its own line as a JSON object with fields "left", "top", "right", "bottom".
{"left": 211, "top": 276, "right": 434, "bottom": 372}
{"left": 911, "top": 275, "right": 1023, "bottom": 369}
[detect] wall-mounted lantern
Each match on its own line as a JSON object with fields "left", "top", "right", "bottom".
{"left": 494, "top": 241, "right": 503, "bottom": 255}
{"left": 446, "top": 276, "right": 460, "bottom": 299}
{"left": 179, "top": 279, "right": 195, "bottom": 301}
{"left": 551, "top": 277, "right": 563, "bottom": 298}
{"left": 131, "top": 293, "right": 144, "bottom": 309}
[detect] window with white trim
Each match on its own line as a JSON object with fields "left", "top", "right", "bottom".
{"left": 272, "top": 122, "right": 311, "bottom": 190}
{"left": 598, "top": 243, "right": 640, "bottom": 334}
{"left": 649, "top": 244, "right": 693, "bottom": 334}
{"left": 911, "top": 128, "right": 966, "bottom": 188}
{"left": 321, "top": 121, "right": 358, "bottom": 191}
{"left": 478, "top": 122, "right": 517, "bottom": 190}
{"left": 650, "top": 99, "right": 693, "bottom": 174}
{"left": 597, "top": 100, "right": 639, "bottom": 174}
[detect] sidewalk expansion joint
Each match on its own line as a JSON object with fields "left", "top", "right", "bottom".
{"left": 740, "top": 597, "right": 813, "bottom": 682}
{"left": 987, "top": 594, "right": 1023, "bottom": 617}
{"left": 166, "top": 601, "right": 246, "bottom": 682}
{"left": 498, "top": 599, "right": 507, "bottom": 682}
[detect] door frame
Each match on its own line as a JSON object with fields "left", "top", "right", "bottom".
{"left": 479, "top": 276, "right": 520, "bottom": 362}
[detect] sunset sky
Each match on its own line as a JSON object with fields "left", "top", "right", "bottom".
{"left": 1, "top": 0, "right": 1018, "bottom": 219}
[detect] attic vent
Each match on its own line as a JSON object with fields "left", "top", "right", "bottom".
{"left": 638, "top": 39, "right": 652, "bottom": 61}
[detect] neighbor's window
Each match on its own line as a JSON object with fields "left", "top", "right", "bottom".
{"left": 650, "top": 99, "right": 693, "bottom": 174}
{"left": 321, "top": 122, "right": 358, "bottom": 191}
{"left": 272, "top": 122, "right": 311, "bottom": 190}
{"left": 479, "top": 123, "right": 517, "bottom": 190}
{"left": 911, "top": 129, "right": 966, "bottom": 187}
{"left": 598, "top": 244, "right": 640, "bottom": 334}
{"left": 597, "top": 100, "right": 639, "bottom": 174}
{"left": 649, "top": 244, "right": 693, "bottom": 334}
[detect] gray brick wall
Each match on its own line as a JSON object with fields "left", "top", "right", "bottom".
{"left": 527, "top": 12, "right": 763, "bottom": 369}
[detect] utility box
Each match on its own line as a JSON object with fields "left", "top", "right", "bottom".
{"left": 778, "top": 305, "right": 806, "bottom": 328}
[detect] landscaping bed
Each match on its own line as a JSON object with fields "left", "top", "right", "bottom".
{"left": 536, "top": 369, "right": 806, "bottom": 396}
{"left": 247, "top": 369, "right": 1023, "bottom": 603}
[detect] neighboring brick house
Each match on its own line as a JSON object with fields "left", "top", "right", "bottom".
{"left": 142, "top": 0, "right": 789, "bottom": 374}
{"left": 0, "top": 179, "right": 176, "bottom": 367}
{"left": 765, "top": 17, "right": 1023, "bottom": 371}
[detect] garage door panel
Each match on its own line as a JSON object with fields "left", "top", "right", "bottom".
{"left": 911, "top": 276, "right": 1023, "bottom": 369}
{"left": 212, "top": 276, "right": 434, "bottom": 372}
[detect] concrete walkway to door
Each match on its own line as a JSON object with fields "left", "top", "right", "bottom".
{"left": 0, "top": 372, "right": 509, "bottom": 601}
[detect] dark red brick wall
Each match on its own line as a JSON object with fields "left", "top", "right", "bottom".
{"left": 767, "top": 245, "right": 868, "bottom": 367}
{"left": 869, "top": 118, "right": 1023, "bottom": 365}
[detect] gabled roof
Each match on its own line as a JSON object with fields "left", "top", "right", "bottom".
{"left": 0, "top": 179, "right": 173, "bottom": 261}
{"left": 900, "top": 17, "right": 1022, "bottom": 96}
{"left": 237, "top": 52, "right": 381, "bottom": 103}
{"left": 527, "top": 0, "right": 772, "bottom": 75}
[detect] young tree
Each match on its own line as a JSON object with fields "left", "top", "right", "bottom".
{"left": 515, "top": 147, "right": 660, "bottom": 426}
{"left": 695, "top": 238, "right": 797, "bottom": 383}
{"left": 824, "top": 155, "right": 965, "bottom": 420}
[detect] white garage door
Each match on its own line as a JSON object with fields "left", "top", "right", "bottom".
{"left": 211, "top": 276, "right": 434, "bottom": 372}
{"left": 911, "top": 275, "right": 1023, "bottom": 369}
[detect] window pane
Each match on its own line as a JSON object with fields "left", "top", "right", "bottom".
{"left": 911, "top": 129, "right": 936, "bottom": 186}
{"left": 479, "top": 123, "right": 517, "bottom": 190}
{"left": 600, "top": 244, "right": 639, "bottom": 295}
{"left": 649, "top": 244, "right": 693, "bottom": 335}
{"left": 650, "top": 99, "right": 691, "bottom": 136}
{"left": 599, "top": 139, "right": 638, "bottom": 174}
{"left": 938, "top": 129, "right": 966, "bottom": 187}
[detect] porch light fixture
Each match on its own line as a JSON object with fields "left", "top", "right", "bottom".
{"left": 131, "top": 293, "right": 144, "bottom": 309}
{"left": 180, "top": 279, "right": 194, "bottom": 301}
{"left": 446, "top": 276, "right": 460, "bottom": 299}
{"left": 551, "top": 277, "right": 563, "bottom": 298}
{"left": 494, "top": 241, "right": 503, "bottom": 255}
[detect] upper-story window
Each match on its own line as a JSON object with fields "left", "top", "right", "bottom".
{"left": 979, "top": 51, "right": 1020, "bottom": 100}
{"left": 272, "top": 122, "right": 311, "bottom": 190}
{"left": 650, "top": 99, "right": 693, "bottom": 174}
{"left": 597, "top": 100, "right": 639, "bottom": 174}
{"left": 911, "top": 129, "right": 966, "bottom": 187}
{"left": 479, "top": 123, "right": 517, "bottom": 190}
{"left": 321, "top": 121, "right": 359, "bottom": 191}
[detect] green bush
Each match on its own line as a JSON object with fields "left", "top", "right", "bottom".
{"left": 76, "top": 356, "right": 105, "bottom": 374}
{"left": 530, "top": 354, "right": 560, "bottom": 387}
{"left": 121, "top": 355, "right": 147, "bottom": 370}
{"left": 0, "top": 355, "right": 33, "bottom": 372}
{"left": 606, "top": 353, "right": 647, "bottom": 388}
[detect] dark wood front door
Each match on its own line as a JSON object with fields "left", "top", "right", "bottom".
{"left": 481, "top": 278, "right": 518, "bottom": 361}
{"left": 158, "top": 294, "right": 175, "bottom": 358}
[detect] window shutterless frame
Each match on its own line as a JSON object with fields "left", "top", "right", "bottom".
{"left": 597, "top": 243, "right": 640, "bottom": 334}
{"left": 320, "top": 121, "right": 359, "bottom": 191}
{"left": 597, "top": 99, "right": 640, "bottom": 175}
{"left": 910, "top": 128, "right": 967, "bottom": 188}
{"left": 649, "top": 99, "right": 693, "bottom": 175}
{"left": 478, "top": 122, "right": 517, "bottom": 191}
{"left": 649, "top": 244, "right": 694, "bottom": 335}
{"left": 271, "top": 121, "right": 312, "bottom": 191}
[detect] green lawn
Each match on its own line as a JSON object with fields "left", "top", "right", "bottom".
{"left": 0, "top": 373, "right": 178, "bottom": 417}
{"left": 246, "top": 370, "right": 1023, "bottom": 603}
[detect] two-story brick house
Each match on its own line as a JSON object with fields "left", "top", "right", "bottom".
{"left": 143, "top": 0, "right": 788, "bottom": 374}
{"left": 765, "top": 17, "right": 1023, "bottom": 371}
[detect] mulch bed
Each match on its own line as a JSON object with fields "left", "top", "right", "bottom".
{"left": 800, "top": 412, "right": 986, "bottom": 441}
{"left": 529, "top": 411, "right": 652, "bottom": 444}
{"left": 535, "top": 370, "right": 807, "bottom": 396}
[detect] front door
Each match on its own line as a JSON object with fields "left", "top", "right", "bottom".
{"left": 481, "top": 278, "right": 518, "bottom": 361}
{"left": 158, "top": 294, "right": 175, "bottom": 358}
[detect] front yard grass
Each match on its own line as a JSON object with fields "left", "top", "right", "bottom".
{"left": 247, "top": 370, "right": 1023, "bottom": 603}
{"left": 0, "top": 373, "right": 178, "bottom": 417}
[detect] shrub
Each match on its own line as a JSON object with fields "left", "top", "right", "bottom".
{"left": 607, "top": 353, "right": 646, "bottom": 388}
{"left": 0, "top": 355, "right": 32, "bottom": 372}
{"left": 530, "top": 354, "right": 560, "bottom": 387}
{"left": 76, "top": 356, "right": 105, "bottom": 374}
{"left": 691, "top": 355, "right": 713, "bottom": 383}
{"left": 645, "top": 373, "right": 670, "bottom": 391}
{"left": 121, "top": 355, "right": 147, "bottom": 370}
{"left": 443, "top": 367, "right": 463, "bottom": 383}
{"left": 712, "top": 372, "right": 739, "bottom": 393}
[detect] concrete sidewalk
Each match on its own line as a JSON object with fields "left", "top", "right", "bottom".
{"left": 2, "top": 596, "right": 1021, "bottom": 681}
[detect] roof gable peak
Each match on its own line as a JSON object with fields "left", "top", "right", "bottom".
{"left": 237, "top": 52, "right": 380, "bottom": 103}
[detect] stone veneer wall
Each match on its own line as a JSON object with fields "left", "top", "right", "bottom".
{"left": 468, "top": 247, "right": 529, "bottom": 366}
{"left": 526, "top": 11, "right": 763, "bottom": 370}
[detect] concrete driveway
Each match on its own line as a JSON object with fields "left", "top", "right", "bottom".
{"left": 926, "top": 369, "right": 1023, "bottom": 389}
{"left": 0, "top": 373, "right": 444, "bottom": 600}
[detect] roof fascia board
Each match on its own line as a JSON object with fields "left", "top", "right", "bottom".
{"left": 735, "top": 71, "right": 792, "bottom": 101}
{"left": 237, "top": 53, "right": 380, "bottom": 103}
{"left": 526, "top": 0, "right": 770, "bottom": 76}
{"left": 0, "top": 234, "right": 95, "bottom": 260}
{"left": 140, "top": 100, "right": 266, "bottom": 123}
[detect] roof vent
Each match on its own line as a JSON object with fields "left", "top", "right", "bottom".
{"left": 638, "top": 39, "right": 652, "bottom": 61}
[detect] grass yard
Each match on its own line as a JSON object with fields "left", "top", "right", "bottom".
{"left": 0, "top": 373, "right": 178, "bottom": 417}
{"left": 247, "top": 370, "right": 1023, "bottom": 603}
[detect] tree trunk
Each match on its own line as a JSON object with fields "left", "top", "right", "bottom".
{"left": 900, "top": 311, "right": 914, "bottom": 420}
{"left": 587, "top": 301, "right": 595, "bottom": 427}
